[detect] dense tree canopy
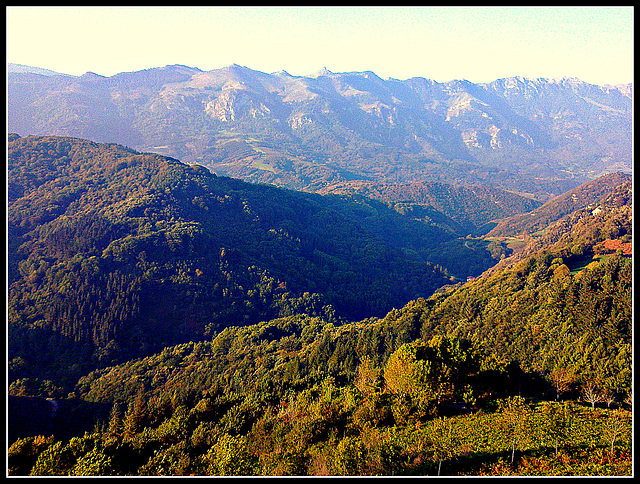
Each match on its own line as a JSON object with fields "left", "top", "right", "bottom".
{"left": 8, "top": 134, "right": 467, "bottom": 386}
{"left": 7, "top": 134, "right": 632, "bottom": 476}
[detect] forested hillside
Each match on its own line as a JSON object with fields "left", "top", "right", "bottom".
{"left": 485, "top": 172, "right": 632, "bottom": 237}
{"left": 8, "top": 171, "right": 632, "bottom": 476}
{"left": 73, "top": 174, "right": 632, "bottom": 405}
{"left": 318, "top": 180, "right": 543, "bottom": 236}
{"left": 10, "top": 134, "right": 509, "bottom": 389}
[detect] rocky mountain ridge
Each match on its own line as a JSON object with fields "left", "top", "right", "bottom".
{"left": 8, "top": 63, "right": 632, "bottom": 199}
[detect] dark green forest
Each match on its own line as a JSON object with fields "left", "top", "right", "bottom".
{"left": 6, "top": 134, "right": 633, "bottom": 476}
{"left": 318, "top": 179, "right": 545, "bottom": 236}
{"left": 8, "top": 134, "right": 467, "bottom": 387}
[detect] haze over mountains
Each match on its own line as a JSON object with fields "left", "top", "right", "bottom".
{"left": 8, "top": 63, "right": 632, "bottom": 201}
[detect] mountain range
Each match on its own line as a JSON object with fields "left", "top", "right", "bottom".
{"left": 8, "top": 63, "right": 632, "bottom": 200}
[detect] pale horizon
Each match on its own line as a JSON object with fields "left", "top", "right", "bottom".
{"left": 6, "top": 7, "right": 634, "bottom": 86}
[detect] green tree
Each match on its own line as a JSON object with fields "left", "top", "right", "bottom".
{"left": 70, "top": 447, "right": 113, "bottom": 476}
{"left": 29, "top": 441, "right": 75, "bottom": 476}
{"left": 8, "top": 435, "right": 56, "bottom": 476}
{"left": 426, "top": 416, "right": 461, "bottom": 476}
{"left": 123, "top": 388, "right": 147, "bottom": 439}
{"left": 332, "top": 436, "right": 366, "bottom": 475}
{"left": 104, "top": 402, "right": 124, "bottom": 445}
{"left": 383, "top": 342, "right": 421, "bottom": 401}
{"left": 207, "top": 434, "right": 259, "bottom": 476}
{"left": 540, "top": 401, "right": 573, "bottom": 455}
{"left": 383, "top": 341, "right": 435, "bottom": 424}
{"left": 139, "top": 441, "right": 191, "bottom": 476}
{"left": 498, "top": 396, "right": 530, "bottom": 466}
{"left": 354, "top": 356, "right": 381, "bottom": 397}
{"left": 155, "top": 405, "right": 191, "bottom": 445}
{"left": 383, "top": 336, "right": 482, "bottom": 416}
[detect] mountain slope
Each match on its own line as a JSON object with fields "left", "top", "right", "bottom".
{"left": 74, "top": 174, "right": 632, "bottom": 415}
{"left": 484, "top": 171, "right": 632, "bottom": 237}
{"left": 318, "top": 180, "right": 543, "bottom": 235}
{"left": 8, "top": 64, "right": 632, "bottom": 199}
{"left": 8, "top": 145, "right": 631, "bottom": 476}
{"left": 8, "top": 134, "right": 461, "bottom": 386}
{"left": 7, "top": 63, "right": 69, "bottom": 76}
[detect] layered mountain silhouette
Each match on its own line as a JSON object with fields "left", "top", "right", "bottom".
{"left": 8, "top": 64, "right": 632, "bottom": 199}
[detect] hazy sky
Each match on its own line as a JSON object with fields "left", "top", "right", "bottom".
{"left": 6, "top": 6, "right": 634, "bottom": 85}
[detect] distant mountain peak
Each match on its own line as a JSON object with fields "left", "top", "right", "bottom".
{"left": 226, "top": 63, "right": 247, "bottom": 71}
{"left": 7, "top": 63, "right": 70, "bottom": 77}
{"left": 311, "top": 67, "right": 334, "bottom": 78}
{"left": 80, "top": 71, "right": 106, "bottom": 80}
{"left": 163, "top": 64, "right": 202, "bottom": 73}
